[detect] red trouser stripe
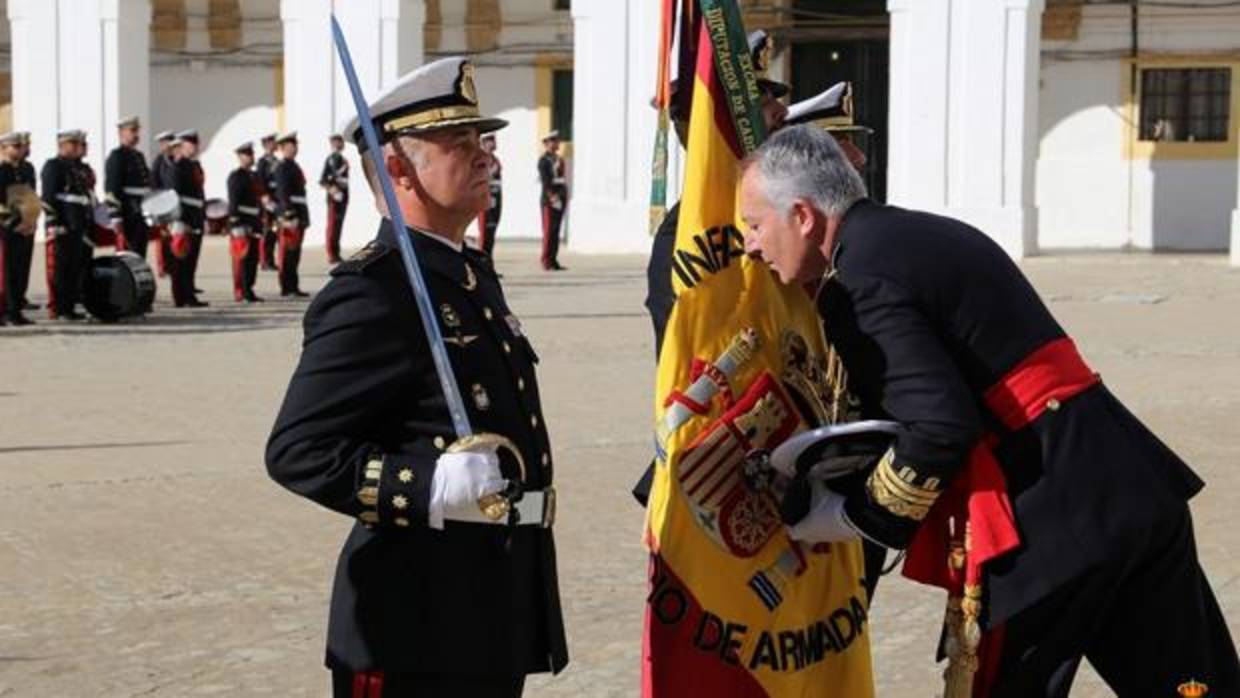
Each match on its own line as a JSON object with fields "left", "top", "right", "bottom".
{"left": 351, "top": 671, "right": 384, "bottom": 698}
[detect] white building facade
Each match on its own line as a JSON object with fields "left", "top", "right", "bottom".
{"left": 0, "top": 1, "right": 1237, "bottom": 264}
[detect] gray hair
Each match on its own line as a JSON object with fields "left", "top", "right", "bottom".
{"left": 743, "top": 124, "right": 866, "bottom": 218}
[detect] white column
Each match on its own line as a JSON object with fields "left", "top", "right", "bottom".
{"left": 283, "top": 0, "right": 424, "bottom": 250}
{"left": 887, "top": 0, "right": 1044, "bottom": 259}
{"left": 7, "top": 0, "right": 61, "bottom": 172}
{"left": 8, "top": 0, "right": 150, "bottom": 198}
{"left": 101, "top": 0, "right": 153, "bottom": 155}
{"left": 568, "top": 1, "right": 661, "bottom": 254}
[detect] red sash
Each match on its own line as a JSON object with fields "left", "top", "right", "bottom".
{"left": 901, "top": 337, "right": 1099, "bottom": 696}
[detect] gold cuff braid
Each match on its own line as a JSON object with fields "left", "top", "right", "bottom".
{"left": 865, "top": 447, "right": 941, "bottom": 521}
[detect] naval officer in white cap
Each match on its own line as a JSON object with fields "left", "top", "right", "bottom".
{"left": 266, "top": 56, "right": 568, "bottom": 697}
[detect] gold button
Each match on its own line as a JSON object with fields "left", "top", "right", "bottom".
{"left": 518, "top": 377, "right": 526, "bottom": 391}
{"left": 1046, "top": 398, "right": 1061, "bottom": 412}
{"left": 541, "top": 453, "right": 550, "bottom": 466}
{"left": 530, "top": 414, "right": 539, "bottom": 428}
{"left": 484, "top": 307, "right": 494, "bottom": 320}
{"left": 398, "top": 468, "right": 414, "bottom": 483}
{"left": 392, "top": 495, "right": 409, "bottom": 510}
{"left": 394, "top": 517, "right": 410, "bottom": 528}
{"left": 503, "top": 341, "right": 512, "bottom": 354}
{"left": 433, "top": 436, "right": 447, "bottom": 449}
{"left": 359, "top": 511, "right": 379, "bottom": 524}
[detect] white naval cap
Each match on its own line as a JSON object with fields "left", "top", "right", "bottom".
{"left": 785, "top": 81, "right": 872, "bottom": 133}
{"left": 338, "top": 57, "right": 507, "bottom": 152}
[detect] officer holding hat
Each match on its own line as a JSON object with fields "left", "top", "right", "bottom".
{"left": 267, "top": 56, "right": 567, "bottom": 697}
{"left": 0, "top": 131, "right": 36, "bottom": 325}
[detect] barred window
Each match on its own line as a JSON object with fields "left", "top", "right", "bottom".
{"left": 1139, "top": 67, "right": 1231, "bottom": 143}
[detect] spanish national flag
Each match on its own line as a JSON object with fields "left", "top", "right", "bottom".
{"left": 643, "top": 1, "right": 875, "bottom": 696}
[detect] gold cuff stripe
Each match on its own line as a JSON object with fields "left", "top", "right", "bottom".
{"left": 384, "top": 105, "right": 482, "bottom": 133}
{"left": 357, "top": 456, "right": 384, "bottom": 526}
{"left": 866, "top": 448, "right": 941, "bottom": 522}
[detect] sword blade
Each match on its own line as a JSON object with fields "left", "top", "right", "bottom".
{"left": 329, "top": 17, "right": 473, "bottom": 439}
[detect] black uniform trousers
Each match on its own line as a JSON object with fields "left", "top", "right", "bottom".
{"left": 48, "top": 231, "right": 87, "bottom": 316}
{"left": 331, "top": 671, "right": 525, "bottom": 698}
{"left": 478, "top": 193, "right": 501, "bottom": 257}
{"left": 325, "top": 195, "right": 348, "bottom": 263}
{"left": 187, "top": 230, "right": 203, "bottom": 290}
{"left": 262, "top": 218, "right": 278, "bottom": 269}
{"left": 992, "top": 504, "right": 1238, "bottom": 698}
{"left": 539, "top": 204, "right": 562, "bottom": 270}
{"left": 2, "top": 228, "right": 30, "bottom": 317}
{"left": 121, "top": 212, "right": 149, "bottom": 259}
{"left": 162, "top": 235, "right": 194, "bottom": 307}
{"left": 8, "top": 229, "right": 34, "bottom": 307}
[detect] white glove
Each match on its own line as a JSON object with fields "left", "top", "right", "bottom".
{"left": 428, "top": 449, "right": 508, "bottom": 530}
{"left": 786, "top": 479, "right": 860, "bottom": 544}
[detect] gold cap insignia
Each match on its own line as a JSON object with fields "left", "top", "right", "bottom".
{"left": 459, "top": 62, "right": 478, "bottom": 106}
{"left": 1179, "top": 680, "right": 1209, "bottom": 697}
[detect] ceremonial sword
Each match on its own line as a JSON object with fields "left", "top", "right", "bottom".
{"left": 330, "top": 18, "right": 526, "bottom": 518}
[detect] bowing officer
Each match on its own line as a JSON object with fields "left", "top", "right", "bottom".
{"left": 226, "top": 142, "right": 264, "bottom": 303}
{"left": 104, "top": 116, "right": 153, "bottom": 258}
{"left": 273, "top": 132, "right": 309, "bottom": 297}
{"left": 266, "top": 56, "right": 567, "bottom": 697}
{"left": 739, "top": 125, "right": 1238, "bottom": 697}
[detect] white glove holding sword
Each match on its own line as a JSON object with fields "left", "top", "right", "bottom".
{"left": 427, "top": 442, "right": 509, "bottom": 530}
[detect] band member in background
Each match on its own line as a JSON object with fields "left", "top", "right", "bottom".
{"left": 273, "top": 132, "right": 308, "bottom": 297}
{"left": 740, "top": 125, "right": 1240, "bottom": 696}
{"left": 158, "top": 134, "right": 206, "bottom": 308}
{"left": 227, "top": 142, "right": 264, "bottom": 303}
{"left": 73, "top": 135, "right": 100, "bottom": 302}
{"left": 319, "top": 134, "right": 349, "bottom": 265}
{"left": 105, "top": 116, "right": 153, "bottom": 258}
{"left": 257, "top": 132, "right": 280, "bottom": 270}
{"left": 174, "top": 130, "right": 207, "bottom": 295}
{"left": 475, "top": 133, "right": 502, "bottom": 257}
{"left": 13, "top": 132, "right": 38, "bottom": 312}
{"left": 149, "top": 130, "right": 177, "bottom": 277}
{"left": 267, "top": 56, "right": 567, "bottom": 697}
{"left": 0, "top": 132, "right": 36, "bottom": 325}
{"left": 537, "top": 131, "right": 567, "bottom": 271}
{"left": 41, "top": 130, "right": 90, "bottom": 320}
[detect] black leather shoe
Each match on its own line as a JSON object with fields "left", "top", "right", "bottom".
{"left": 60, "top": 311, "right": 86, "bottom": 321}
{"left": 21, "top": 300, "right": 40, "bottom": 311}
{"left": 9, "top": 314, "right": 34, "bottom": 326}
{"left": 290, "top": 290, "right": 309, "bottom": 298}
{"left": 187, "top": 299, "right": 210, "bottom": 308}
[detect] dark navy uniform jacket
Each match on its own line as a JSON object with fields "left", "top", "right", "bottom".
{"left": 159, "top": 158, "right": 205, "bottom": 231}
{"left": 226, "top": 167, "right": 263, "bottom": 232}
{"left": 104, "top": 145, "right": 151, "bottom": 221}
{"left": 319, "top": 151, "right": 350, "bottom": 204}
{"left": 40, "top": 156, "right": 91, "bottom": 233}
{"left": 537, "top": 153, "right": 566, "bottom": 208}
{"left": 819, "top": 199, "right": 1203, "bottom": 625}
{"left": 274, "top": 158, "right": 309, "bottom": 227}
{"left": 266, "top": 220, "right": 568, "bottom": 676}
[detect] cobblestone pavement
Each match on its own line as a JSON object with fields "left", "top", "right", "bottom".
{"left": 0, "top": 238, "right": 1236, "bottom": 697}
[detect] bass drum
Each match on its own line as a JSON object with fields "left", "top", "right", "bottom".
{"left": 84, "top": 251, "right": 157, "bottom": 322}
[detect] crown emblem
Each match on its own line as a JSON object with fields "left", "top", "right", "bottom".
{"left": 1178, "top": 679, "right": 1209, "bottom": 697}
